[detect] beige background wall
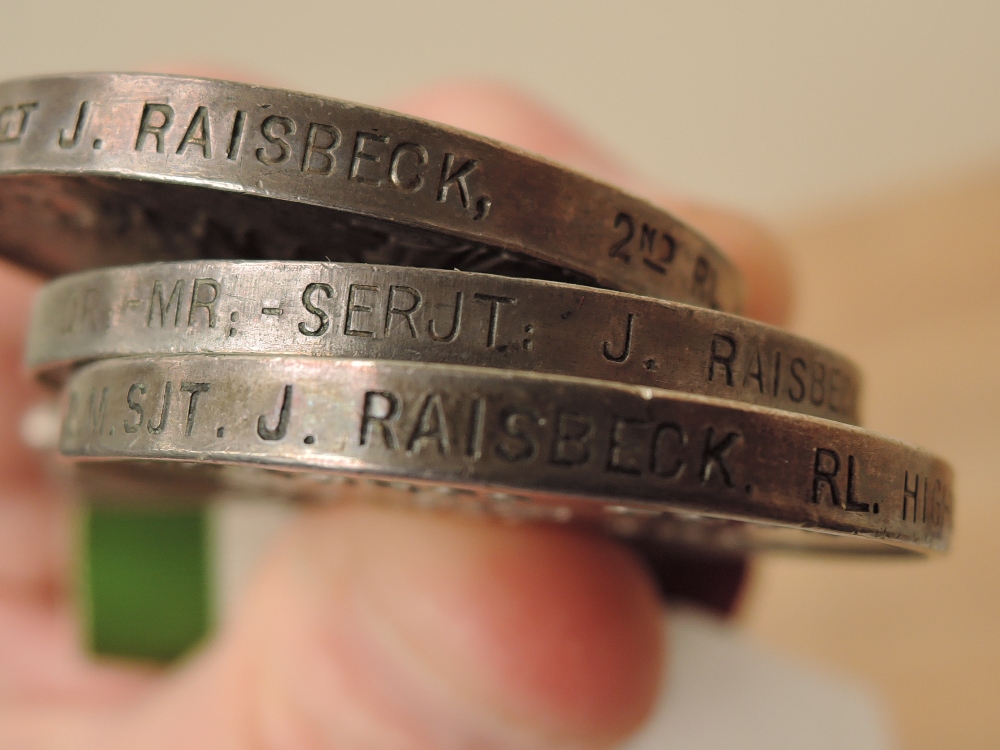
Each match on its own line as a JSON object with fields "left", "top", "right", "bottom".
{"left": 744, "top": 168, "right": 1000, "bottom": 749}
{"left": 3, "top": 2, "right": 999, "bottom": 747}
{"left": 2, "top": 1, "right": 998, "bottom": 219}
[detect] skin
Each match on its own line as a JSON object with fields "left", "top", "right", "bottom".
{"left": 0, "top": 82, "right": 791, "bottom": 749}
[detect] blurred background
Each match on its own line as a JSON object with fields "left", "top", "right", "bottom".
{"left": 2, "top": 1, "right": 999, "bottom": 747}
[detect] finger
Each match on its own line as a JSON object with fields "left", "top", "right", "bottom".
{"left": 2, "top": 499, "right": 665, "bottom": 749}
{"left": 0, "top": 258, "right": 65, "bottom": 598}
{"left": 0, "top": 599, "right": 156, "bottom": 704}
{"left": 392, "top": 81, "right": 793, "bottom": 325}
{"left": 0, "top": 257, "right": 155, "bottom": 703}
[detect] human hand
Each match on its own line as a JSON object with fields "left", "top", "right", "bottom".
{"left": 0, "top": 82, "right": 791, "bottom": 749}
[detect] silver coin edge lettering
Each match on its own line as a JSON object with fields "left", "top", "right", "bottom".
{"left": 0, "top": 73, "right": 744, "bottom": 311}
{"left": 58, "top": 355, "right": 951, "bottom": 553}
{"left": 29, "top": 260, "right": 860, "bottom": 423}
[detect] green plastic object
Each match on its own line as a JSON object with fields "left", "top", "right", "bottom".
{"left": 81, "top": 503, "right": 213, "bottom": 662}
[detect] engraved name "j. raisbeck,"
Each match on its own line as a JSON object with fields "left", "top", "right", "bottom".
{"left": 48, "top": 97, "right": 494, "bottom": 221}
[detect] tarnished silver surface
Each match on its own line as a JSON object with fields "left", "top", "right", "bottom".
{"left": 29, "top": 261, "right": 860, "bottom": 423}
{"left": 60, "top": 356, "right": 951, "bottom": 553}
{"left": 0, "top": 73, "right": 743, "bottom": 310}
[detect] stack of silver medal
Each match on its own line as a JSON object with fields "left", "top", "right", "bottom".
{"left": 0, "top": 73, "right": 953, "bottom": 656}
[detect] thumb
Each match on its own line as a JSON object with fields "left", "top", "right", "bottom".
{"left": 229, "top": 499, "right": 665, "bottom": 748}
{"left": 49, "top": 496, "right": 663, "bottom": 749}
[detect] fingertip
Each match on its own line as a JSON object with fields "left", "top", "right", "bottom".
{"left": 391, "top": 80, "right": 635, "bottom": 187}
{"left": 662, "top": 199, "right": 795, "bottom": 325}
{"left": 0, "top": 256, "right": 44, "bottom": 342}
{"left": 393, "top": 81, "right": 794, "bottom": 325}
{"left": 0, "top": 258, "right": 52, "bottom": 486}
